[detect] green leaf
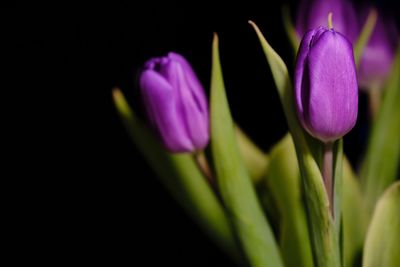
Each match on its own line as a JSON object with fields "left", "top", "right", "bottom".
{"left": 282, "top": 5, "right": 300, "bottom": 54}
{"left": 112, "top": 89, "right": 239, "bottom": 258}
{"left": 361, "top": 46, "right": 400, "bottom": 216}
{"left": 264, "top": 133, "right": 314, "bottom": 267}
{"left": 342, "top": 158, "right": 367, "bottom": 267}
{"left": 363, "top": 181, "right": 400, "bottom": 267}
{"left": 354, "top": 8, "right": 378, "bottom": 66}
{"left": 236, "top": 126, "right": 269, "bottom": 183}
{"left": 210, "top": 33, "right": 283, "bottom": 267}
{"left": 249, "top": 21, "right": 341, "bottom": 267}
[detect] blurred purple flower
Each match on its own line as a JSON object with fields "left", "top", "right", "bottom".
{"left": 358, "top": 8, "right": 398, "bottom": 90}
{"left": 296, "top": 0, "right": 358, "bottom": 43}
{"left": 294, "top": 26, "right": 358, "bottom": 142}
{"left": 140, "top": 52, "right": 209, "bottom": 152}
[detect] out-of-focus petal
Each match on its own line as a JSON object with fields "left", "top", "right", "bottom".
{"left": 140, "top": 69, "right": 194, "bottom": 152}
{"left": 296, "top": 0, "right": 358, "bottom": 43}
{"left": 358, "top": 9, "right": 398, "bottom": 89}
{"left": 168, "top": 52, "right": 208, "bottom": 113}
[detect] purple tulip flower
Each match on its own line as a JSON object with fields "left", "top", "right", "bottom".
{"left": 296, "top": 0, "right": 358, "bottom": 43}
{"left": 358, "top": 9, "right": 398, "bottom": 90}
{"left": 140, "top": 52, "right": 209, "bottom": 153}
{"left": 294, "top": 26, "right": 358, "bottom": 142}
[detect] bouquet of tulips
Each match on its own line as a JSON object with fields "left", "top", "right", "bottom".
{"left": 112, "top": 0, "right": 399, "bottom": 266}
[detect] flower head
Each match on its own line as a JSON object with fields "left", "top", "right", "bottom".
{"left": 140, "top": 52, "right": 209, "bottom": 152}
{"left": 294, "top": 26, "right": 358, "bottom": 142}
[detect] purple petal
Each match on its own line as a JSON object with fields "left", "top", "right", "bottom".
{"left": 166, "top": 53, "right": 209, "bottom": 149}
{"left": 308, "top": 1, "right": 341, "bottom": 29}
{"left": 160, "top": 58, "right": 209, "bottom": 150}
{"left": 174, "top": 66, "right": 209, "bottom": 149}
{"left": 306, "top": 31, "right": 358, "bottom": 142}
{"left": 358, "top": 10, "right": 398, "bottom": 89}
{"left": 295, "top": 27, "right": 328, "bottom": 131}
{"left": 294, "top": 28, "right": 318, "bottom": 129}
{"left": 341, "top": 0, "right": 358, "bottom": 42}
{"left": 167, "top": 52, "right": 208, "bottom": 114}
{"left": 140, "top": 69, "right": 194, "bottom": 152}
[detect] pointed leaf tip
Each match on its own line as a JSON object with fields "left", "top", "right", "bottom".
{"left": 354, "top": 8, "right": 378, "bottom": 65}
{"left": 112, "top": 87, "right": 132, "bottom": 118}
{"left": 248, "top": 20, "right": 260, "bottom": 35}
{"left": 210, "top": 31, "right": 283, "bottom": 267}
{"left": 213, "top": 32, "right": 219, "bottom": 44}
{"left": 112, "top": 87, "right": 122, "bottom": 103}
{"left": 250, "top": 18, "right": 341, "bottom": 267}
{"left": 248, "top": 21, "right": 267, "bottom": 44}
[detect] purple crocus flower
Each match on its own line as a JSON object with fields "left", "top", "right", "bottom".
{"left": 294, "top": 26, "right": 358, "bottom": 142}
{"left": 140, "top": 52, "right": 209, "bottom": 153}
{"left": 296, "top": 0, "right": 358, "bottom": 43}
{"left": 358, "top": 9, "right": 398, "bottom": 90}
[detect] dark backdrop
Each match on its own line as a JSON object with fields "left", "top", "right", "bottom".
{"left": 4, "top": 1, "right": 399, "bottom": 265}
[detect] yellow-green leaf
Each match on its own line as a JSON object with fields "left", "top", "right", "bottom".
{"left": 282, "top": 5, "right": 300, "bottom": 54}
{"left": 236, "top": 126, "right": 269, "bottom": 183}
{"left": 264, "top": 133, "right": 314, "bottom": 267}
{"left": 354, "top": 8, "right": 378, "bottom": 66}
{"left": 343, "top": 158, "right": 367, "bottom": 267}
{"left": 363, "top": 181, "right": 400, "bottom": 267}
{"left": 210, "top": 33, "right": 283, "bottom": 267}
{"left": 112, "top": 88, "right": 238, "bottom": 258}
{"left": 361, "top": 46, "right": 400, "bottom": 216}
{"left": 249, "top": 21, "right": 341, "bottom": 267}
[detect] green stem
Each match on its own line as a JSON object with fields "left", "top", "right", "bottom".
{"left": 323, "top": 142, "right": 334, "bottom": 218}
{"left": 194, "top": 150, "right": 214, "bottom": 187}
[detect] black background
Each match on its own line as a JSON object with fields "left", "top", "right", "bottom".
{"left": 4, "top": 1, "right": 399, "bottom": 265}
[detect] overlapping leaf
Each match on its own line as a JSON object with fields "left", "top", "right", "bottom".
{"left": 112, "top": 89, "right": 238, "bottom": 257}
{"left": 264, "top": 134, "right": 314, "bottom": 267}
{"left": 249, "top": 21, "right": 341, "bottom": 267}
{"left": 210, "top": 34, "right": 283, "bottom": 267}
{"left": 363, "top": 182, "right": 400, "bottom": 267}
{"left": 361, "top": 47, "right": 400, "bottom": 215}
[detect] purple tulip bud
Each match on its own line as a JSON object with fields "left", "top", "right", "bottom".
{"left": 139, "top": 52, "right": 209, "bottom": 153}
{"left": 294, "top": 27, "right": 358, "bottom": 142}
{"left": 296, "top": 0, "right": 358, "bottom": 43}
{"left": 358, "top": 9, "right": 398, "bottom": 90}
